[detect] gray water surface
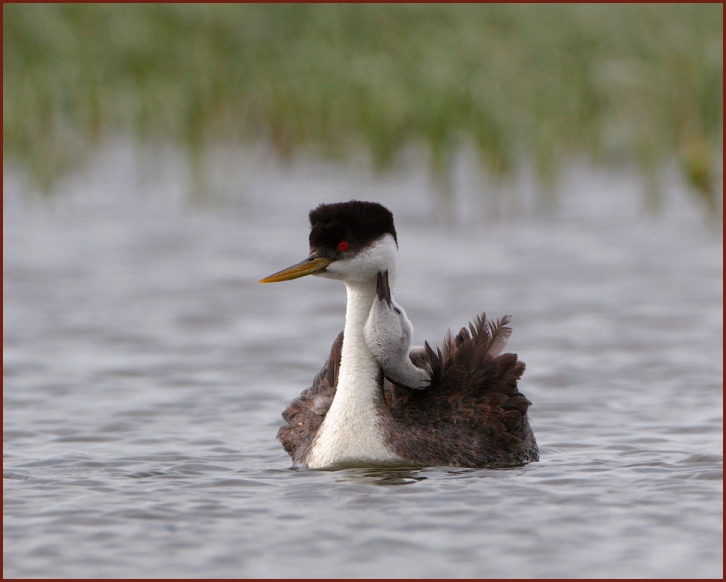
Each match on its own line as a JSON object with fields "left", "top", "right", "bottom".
{"left": 3, "top": 152, "right": 723, "bottom": 577}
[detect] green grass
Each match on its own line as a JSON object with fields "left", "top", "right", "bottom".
{"left": 3, "top": 4, "right": 723, "bottom": 213}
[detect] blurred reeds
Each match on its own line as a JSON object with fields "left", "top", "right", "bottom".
{"left": 3, "top": 4, "right": 723, "bottom": 213}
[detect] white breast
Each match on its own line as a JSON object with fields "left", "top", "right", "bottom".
{"left": 306, "top": 274, "right": 402, "bottom": 469}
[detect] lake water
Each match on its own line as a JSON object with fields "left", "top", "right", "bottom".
{"left": 3, "top": 145, "right": 723, "bottom": 577}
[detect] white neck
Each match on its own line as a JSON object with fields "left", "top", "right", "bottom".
{"left": 306, "top": 239, "right": 402, "bottom": 468}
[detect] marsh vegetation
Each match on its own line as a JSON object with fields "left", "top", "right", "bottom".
{"left": 3, "top": 4, "right": 722, "bottom": 214}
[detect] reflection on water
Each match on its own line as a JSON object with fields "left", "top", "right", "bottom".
{"left": 335, "top": 468, "right": 428, "bottom": 486}
{"left": 3, "top": 150, "right": 723, "bottom": 578}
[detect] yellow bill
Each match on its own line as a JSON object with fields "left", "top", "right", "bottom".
{"left": 259, "top": 256, "right": 333, "bottom": 283}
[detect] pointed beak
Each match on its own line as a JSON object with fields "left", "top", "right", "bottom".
{"left": 259, "top": 254, "right": 334, "bottom": 283}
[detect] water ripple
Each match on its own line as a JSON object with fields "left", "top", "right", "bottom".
{"left": 3, "top": 166, "right": 722, "bottom": 578}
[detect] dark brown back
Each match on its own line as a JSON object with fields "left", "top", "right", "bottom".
{"left": 383, "top": 314, "right": 538, "bottom": 467}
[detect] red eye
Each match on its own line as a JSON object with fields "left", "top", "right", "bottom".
{"left": 337, "top": 241, "right": 349, "bottom": 252}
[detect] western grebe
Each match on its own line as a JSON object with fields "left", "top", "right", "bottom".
{"left": 260, "top": 200, "right": 538, "bottom": 469}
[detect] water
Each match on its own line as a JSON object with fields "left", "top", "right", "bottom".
{"left": 4, "top": 146, "right": 723, "bottom": 577}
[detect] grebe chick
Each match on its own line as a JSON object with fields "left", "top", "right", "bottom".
{"left": 364, "top": 270, "right": 430, "bottom": 390}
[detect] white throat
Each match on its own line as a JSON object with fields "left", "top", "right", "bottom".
{"left": 306, "top": 236, "right": 402, "bottom": 468}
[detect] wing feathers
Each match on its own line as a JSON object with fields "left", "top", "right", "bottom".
{"left": 386, "top": 312, "right": 536, "bottom": 466}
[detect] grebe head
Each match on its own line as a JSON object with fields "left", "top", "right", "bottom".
{"left": 260, "top": 201, "right": 398, "bottom": 285}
